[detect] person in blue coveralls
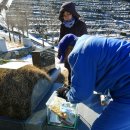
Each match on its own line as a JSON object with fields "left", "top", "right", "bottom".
{"left": 57, "top": 33, "right": 130, "bottom": 130}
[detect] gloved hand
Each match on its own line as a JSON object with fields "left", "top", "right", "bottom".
{"left": 57, "top": 85, "right": 70, "bottom": 100}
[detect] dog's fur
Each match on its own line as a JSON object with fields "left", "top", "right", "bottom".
{"left": 0, "top": 65, "right": 50, "bottom": 120}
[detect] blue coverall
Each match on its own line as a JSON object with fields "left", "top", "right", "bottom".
{"left": 66, "top": 35, "right": 130, "bottom": 130}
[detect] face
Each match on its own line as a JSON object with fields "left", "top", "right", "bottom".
{"left": 63, "top": 11, "right": 73, "bottom": 21}
{"left": 64, "top": 46, "right": 73, "bottom": 62}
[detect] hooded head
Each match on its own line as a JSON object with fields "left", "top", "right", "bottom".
{"left": 58, "top": 34, "right": 78, "bottom": 63}
{"left": 59, "top": 2, "right": 80, "bottom": 22}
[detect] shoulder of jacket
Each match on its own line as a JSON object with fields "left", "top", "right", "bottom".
{"left": 75, "top": 19, "right": 86, "bottom": 26}
{"left": 60, "top": 24, "right": 66, "bottom": 29}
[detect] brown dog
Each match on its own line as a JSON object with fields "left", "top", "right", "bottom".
{"left": 0, "top": 65, "right": 50, "bottom": 120}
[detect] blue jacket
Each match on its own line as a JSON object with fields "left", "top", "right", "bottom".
{"left": 66, "top": 35, "right": 130, "bottom": 104}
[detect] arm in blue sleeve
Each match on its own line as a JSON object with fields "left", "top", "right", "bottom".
{"left": 66, "top": 42, "right": 99, "bottom": 103}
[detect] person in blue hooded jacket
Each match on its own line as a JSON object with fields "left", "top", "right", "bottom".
{"left": 57, "top": 34, "right": 130, "bottom": 130}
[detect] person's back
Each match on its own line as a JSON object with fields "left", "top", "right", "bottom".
{"left": 57, "top": 34, "right": 130, "bottom": 130}
{"left": 68, "top": 35, "right": 130, "bottom": 103}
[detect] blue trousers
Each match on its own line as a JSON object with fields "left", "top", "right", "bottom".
{"left": 91, "top": 101, "right": 130, "bottom": 130}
